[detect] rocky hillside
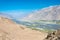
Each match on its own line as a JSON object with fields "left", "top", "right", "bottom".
{"left": 0, "top": 17, "right": 47, "bottom": 40}
{"left": 22, "top": 5, "right": 60, "bottom": 21}
{"left": 44, "top": 30, "right": 60, "bottom": 40}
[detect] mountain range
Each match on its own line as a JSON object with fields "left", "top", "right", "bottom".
{"left": 0, "top": 5, "right": 60, "bottom": 31}
{"left": 22, "top": 5, "right": 60, "bottom": 21}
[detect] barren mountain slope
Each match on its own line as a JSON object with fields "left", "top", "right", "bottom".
{"left": 0, "top": 17, "right": 47, "bottom": 40}
{"left": 22, "top": 5, "right": 60, "bottom": 21}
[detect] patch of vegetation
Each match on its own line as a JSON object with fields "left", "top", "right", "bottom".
{"left": 32, "top": 20, "right": 60, "bottom": 24}
{"left": 27, "top": 26, "right": 55, "bottom": 33}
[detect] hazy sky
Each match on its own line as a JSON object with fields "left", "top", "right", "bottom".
{"left": 0, "top": 0, "right": 60, "bottom": 19}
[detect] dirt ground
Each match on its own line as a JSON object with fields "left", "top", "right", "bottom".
{"left": 0, "top": 17, "right": 47, "bottom": 40}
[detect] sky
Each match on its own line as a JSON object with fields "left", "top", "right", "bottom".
{"left": 0, "top": 0, "right": 60, "bottom": 19}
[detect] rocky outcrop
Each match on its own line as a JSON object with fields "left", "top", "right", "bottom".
{"left": 44, "top": 30, "right": 60, "bottom": 40}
